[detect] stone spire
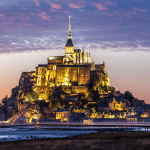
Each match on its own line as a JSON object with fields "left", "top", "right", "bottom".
{"left": 68, "top": 16, "right": 72, "bottom": 39}
{"left": 66, "top": 16, "right": 73, "bottom": 47}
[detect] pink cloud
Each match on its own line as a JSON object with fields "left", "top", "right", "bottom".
{"left": 105, "top": 1, "right": 117, "bottom": 6}
{"left": 39, "top": 12, "right": 50, "bottom": 20}
{"left": 9, "top": 17, "right": 14, "bottom": 20}
{"left": 0, "top": 14, "right": 5, "bottom": 20}
{"left": 133, "top": 7, "right": 146, "bottom": 12}
{"left": 21, "top": 17, "right": 30, "bottom": 21}
{"left": 24, "top": 23, "right": 32, "bottom": 26}
{"left": 30, "top": 12, "right": 35, "bottom": 15}
{"left": 33, "top": 1, "right": 40, "bottom": 6}
{"left": 50, "top": 9, "right": 69, "bottom": 13}
{"left": 69, "top": 3, "right": 84, "bottom": 9}
{"left": 0, "top": 14, "right": 5, "bottom": 17}
{"left": 50, "top": 9, "right": 57, "bottom": 12}
{"left": 91, "top": 3, "right": 108, "bottom": 10}
{"left": 48, "top": 2, "right": 62, "bottom": 9}
{"left": 62, "top": 10, "right": 69, "bottom": 14}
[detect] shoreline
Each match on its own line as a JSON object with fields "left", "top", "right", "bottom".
{"left": 1, "top": 132, "right": 150, "bottom": 149}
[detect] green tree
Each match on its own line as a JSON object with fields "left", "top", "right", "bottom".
{"left": 108, "top": 86, "right": 115, "bottom": 93}
{"left": 124, "top": 91, "right": 134, "bottom": 102}
{"left": 2, "top": 95, "right": 8, "bottom": 105}
{"left": 88, "top": 89, "right": 99, "bottom": 101}
{"left": 99, "top": 99, "right": 107, "bottom": 105}
{"left": 53, "top": 86, "right": 65, "bottom": 97}
{"left": 87, "top": 103, "right": 98, "bottom": 113}
{"left": 51, "top": 98, "right": 69, "bottom": 109}
{"left": 26, "top": 91, "right": 39, "bottom": 102}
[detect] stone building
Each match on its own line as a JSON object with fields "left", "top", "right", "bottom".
{"left": 109, "top": 98, "right": 126, "bottom": 111}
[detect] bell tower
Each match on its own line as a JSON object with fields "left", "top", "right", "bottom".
{"left": 64, "top": 16, "right": 75, "bottom": 64}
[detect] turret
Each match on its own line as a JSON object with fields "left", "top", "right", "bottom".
{"left": 103, "top": 61, "right": 106, "bottom": 73}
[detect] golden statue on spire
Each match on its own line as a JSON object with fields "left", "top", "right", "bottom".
{"left": 68, "top": 16, "right": 72, "bottom": 39}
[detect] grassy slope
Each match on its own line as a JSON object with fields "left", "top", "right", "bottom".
{"left": 1, "top": 132, "right": 150, "bottom": 150}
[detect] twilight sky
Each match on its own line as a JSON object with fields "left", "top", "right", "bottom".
{"left": 0, "top": 0, "right": 150, "bottom": 103}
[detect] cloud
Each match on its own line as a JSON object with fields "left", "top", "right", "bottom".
{"left": 0, "top": 14, "right": 5, "bottom": 20}
{"left": 88, "top": 45, "right": 98, "bottom": 49}
{"left": 0, "top": 0, "right": 150, "bottom": 54}
{"left": 33, "top": 1, "right": 40, "bottom": 6}
{"left": 39, "top": 12, "right": 50, "bottom": 20}
{"left": 63, "top": 10, "right": 69, "bottom": 14}
{"left": 69, "top": 3, "right": 84, "bottom": 9}
{"left": 133, "top": 7, "right": 147, "bottom": 12}
{"left": 48, "top": 2, "right": 62, "bottom": 9}
{"left": 50, "top": 9, "right": 69, "bottom": 13}
{"left": 78, "top": 9, "right": 85, "bottom": 12}
{"left": 105, "top": 1, "right": 117, "bottom": 6}
{"left": 0, "top": 14, "right": 5, "bottom": 17}
{"left": 91, "top": 3, "right": 108, "bottom": 10}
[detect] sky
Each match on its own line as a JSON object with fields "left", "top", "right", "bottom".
{"left": 0, "top": 0, "right": 150, "bottom": 103}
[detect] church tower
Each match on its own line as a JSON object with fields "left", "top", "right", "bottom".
{"left": 64, "top": 16, "right": 75, "bottom": 64}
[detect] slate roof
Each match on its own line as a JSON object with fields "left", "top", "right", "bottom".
{"left": 57, "top": 65, "right": 89, "bottom": 67}
{"left": 66, "top": 39, "right": 74, "bottom": 47}
{"left": 38, "top": 64, "right": 47, "bottom": 67}
{"left": 74, "top": 49, "right": 81, "bottom": 52}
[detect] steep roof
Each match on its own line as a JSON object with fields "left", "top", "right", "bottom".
{"left": 38, "top": 64, "right": 47, "bottom": 67}
{"left": 65, "top": 39, "right": 74, "bottom": 47}
{"left": 57, "top": 65, "right": 89, "bottom": 67}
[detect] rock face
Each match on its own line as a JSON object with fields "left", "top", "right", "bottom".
{"left": 0, "top": 86, "right": 19, "bottom": 121}
{"left": 8, "top": 103, "right": 41, "bottom": 124}
{"left": 18, "top": 72, "right": 36, "bottom": 99}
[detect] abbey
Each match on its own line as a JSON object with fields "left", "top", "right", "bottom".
{"left": 1, "top": 18, "right": 148, "bottom": 124}
{"left": 19, "top": 17, "right": 110, "bottom": 101}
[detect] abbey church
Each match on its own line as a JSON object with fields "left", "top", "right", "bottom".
{"left": 19, "top": 17, "right": 111, "bottom": 101}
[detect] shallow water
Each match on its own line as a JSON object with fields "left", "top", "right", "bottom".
{"left": 0, "top": 126, "right": 149, "bottom": 142}
{"left": 0, "top": 128, "right": 96, "bottom": 142}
